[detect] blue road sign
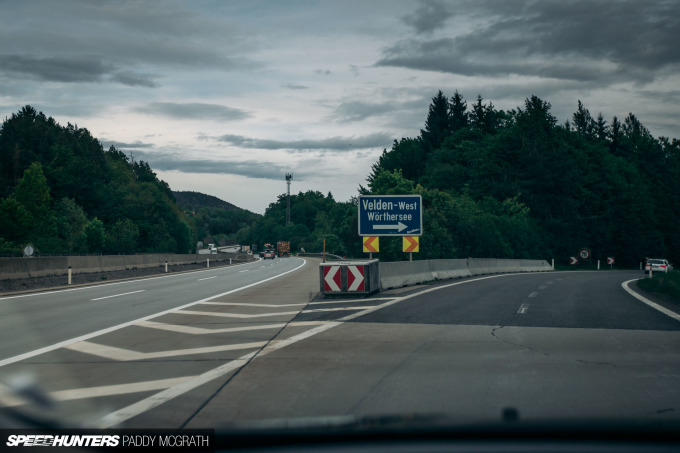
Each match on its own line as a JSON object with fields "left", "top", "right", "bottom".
{"left": 358, "top": 195, "right": 423, "bottom": 236}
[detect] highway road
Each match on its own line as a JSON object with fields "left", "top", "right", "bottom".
{"left": 0, "top": 257, "right": 305, "bottom": 364}
{"left": 1, "top": 264, "right": 679, "bottom": 430}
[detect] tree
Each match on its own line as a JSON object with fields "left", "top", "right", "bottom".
{"left": 55, "top": 197, "right": 88, "bottom": 251}
{"left": 449, "top": 90, "right": 468, "bottom": 132}
{"left": 84, "top": 218, "right": 105, "bottom": 252}
{"left": 572, "top": 100, "right": 594, "bottom": 139}
{"left": 14, "top": 162, "right": 51, "bottom": 221}
{"left": 420, "top": 90, "right": 451, "bottom": 154}
{"left": 106, "top": 218, "right": 139, "bottom": 254}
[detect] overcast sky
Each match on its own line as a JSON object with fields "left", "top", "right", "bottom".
{"left": 2, "top": 0, "right": 678, "bottom": 214}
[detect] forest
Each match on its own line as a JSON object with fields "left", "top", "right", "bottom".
{"left": 0, "top": 106, "right": 195, "bottom": 255}
{"left": 243, "top": 91, "right": 679, "bottom": 267}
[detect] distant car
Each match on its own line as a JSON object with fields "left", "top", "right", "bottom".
{"left": 263, "top": 250, "right": 275, "bottom": 259}
{"left": 644, "top": 258, "right": 672, "bottom": 273}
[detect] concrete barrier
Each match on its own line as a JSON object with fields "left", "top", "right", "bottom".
{"left": 520, "top": 259, "right": 553, "bottom": 272}
{"left": 379, "top": 258, "right": 553, "bottom": 290}
{"left": 429, "top": 259, "right": 471, "bottom": 280}
{"left": 0, "top": 253, "right": 236, "bottom": 280}
{"left": 380, "top": 260, "right": 434, "bottom": 289}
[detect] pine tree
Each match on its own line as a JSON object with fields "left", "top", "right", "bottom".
{"left": 420, "top": 90, "right": 451, "bottom": 154}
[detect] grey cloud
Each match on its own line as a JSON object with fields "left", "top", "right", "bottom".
{"left": 110, "top": 71, "right": 159, "bottom": 88}
{"left": 379, "top": 0, "right": 680, "bottom": 85}
{"left": 100, "top": 140, "right": 155, "bottom": 150}
{"left": 0, "top": 1, "right": 259, "bottom": 77}
{"left": 0, "top": 54, "right": 114, "bottom": 83}
{"left": 136, "top": 103, "right": 251, "bottom": 121}
{"left": 282, "top": 83, "right": 309, "bottom": 90}
{"left": 215, "top": 133, "right": 392, "bottom": 152}
{"left": 131, "top": 150, "right": 321, "bottom": 181}
{"left": 330, "top": 98, "right": 428, "bottom": 123}
{"left": 402, "top": 0, "right": 455, "bottom": 34}
{"left": 0, "top": 54, "right": 161, "bottom": 87}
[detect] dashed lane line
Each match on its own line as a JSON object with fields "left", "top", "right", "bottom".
{"left": 65, "top": 340, "right": 267, "bottom": 361}
{"left": 517, "top": 303, "right": 530, "bottom": 314}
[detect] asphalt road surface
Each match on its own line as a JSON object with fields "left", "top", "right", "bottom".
{"left": 1, "top": 263, "right": 678, "bottom": 430}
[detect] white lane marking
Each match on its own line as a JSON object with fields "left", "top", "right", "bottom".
{"left": 517, "top": 303, "right": 530, "bottom": 314}
{"left": 175, "top": 309, "right": 300, "bottom": 318}
{"left": 137, "top": 320, "right": 328, "bottom": 335}
{"left": 97, "top": 272, "right": 561, "bottom": 427}
{"left": 0, "top": 259, "right": 307, "bottom": 368}
{"left": 528, "top": 291, "right": 538, "bottom": 298}
{"left": 199, "top": 302, "right": 307, "bottom": 307}
{"left": 538, "top": 285, "right": 547, "bottom": 290}
{"left": 0, "top": 258, "right": 260, "bottom": 301}
{"left": 622, "top": 279, "right": 680, "bottom": 322}
{"left": 96, "top": 322, "right": 340, "bottom": 428}
{"left": 3, "top": 377, "right": 196, "bottom": 407}
{"left": 197, "top": 276, "right": 217, "bottom": 281}
{"left": 302, "top": 306, "right": 374, "bottom": 313}
{"left": 65, "top": 340, "right": 267, "bottom": 361}
{"left": 308, "top": 297, "right": 394, "bottom": 305}
{"left": 91, "top": 290, "right": 146, "bottom": 301}
{"left": 238, "top": 270, "right": 249, "bottom": 273}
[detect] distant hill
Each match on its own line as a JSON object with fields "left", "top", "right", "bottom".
{"left": 173, "top": 191, "right": 246, "bottom": 213}
{"left": 172, "top": 191, "right": 260, "bottom": 241}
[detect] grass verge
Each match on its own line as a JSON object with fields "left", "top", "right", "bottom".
{"left": 637, "top": 271, "right": 680, "bottom": 303}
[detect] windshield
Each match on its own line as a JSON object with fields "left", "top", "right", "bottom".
{"left": 1, "top": 0, "right": 680, "bottom": 450}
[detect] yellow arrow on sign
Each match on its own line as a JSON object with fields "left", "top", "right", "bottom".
{"left": 363, "top": 236, "right": 379, "bottom": 253}
{"left": 403, "top": 236, "right": 419, "bottom": 253}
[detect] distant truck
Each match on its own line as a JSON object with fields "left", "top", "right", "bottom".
{"left": 277, "top": 241, "right": 290, "bottom": 257}
{"left": 208, "top": 243, "right": 217, "bottom": 254}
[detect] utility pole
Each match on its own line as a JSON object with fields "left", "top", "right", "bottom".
{"left": 285, "top": 173, "right": 292, "bottom": 226}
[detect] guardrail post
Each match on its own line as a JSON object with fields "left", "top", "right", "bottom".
{"left": 165, "top": 261, "right": 168, "bottom": 273}
{"left": 67, "top": 266, "right": 72, "bottom": 285}
{"left": 207, "top": 258, "right": 210, "bottom": 268}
